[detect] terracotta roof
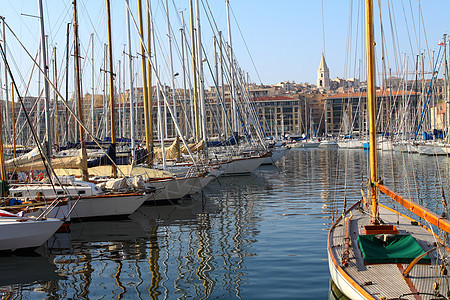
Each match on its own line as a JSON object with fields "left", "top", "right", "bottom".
{"left": 252, "top": 96, "right": 298, "bottom": 102}
{"left": 327, "top": 90, "right": 419, "bottom": 99}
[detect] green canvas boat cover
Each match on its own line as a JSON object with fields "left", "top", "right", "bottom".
{"left": 357, "top": 234, "right": 431, "bottom": 264}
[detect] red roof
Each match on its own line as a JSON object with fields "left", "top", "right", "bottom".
{"left": 252, "top": 96, "right": 298, "bottom": 102}
{"left": 327, "top": 90, "right": 419, "bottom": 99}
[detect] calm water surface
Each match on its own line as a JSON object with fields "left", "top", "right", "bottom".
{"left": 2, "top": 149, "right": 449, "bottom": 299}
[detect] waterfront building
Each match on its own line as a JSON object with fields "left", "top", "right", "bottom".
{"left": 325, "top": 89, "right": 420, "bottom": 136}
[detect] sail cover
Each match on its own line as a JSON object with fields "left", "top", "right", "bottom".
{"left": 357, "top": 234, "right": 431, "bottom": 264}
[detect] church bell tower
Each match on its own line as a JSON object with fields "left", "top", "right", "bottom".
{"left": 317, "top": 53, "right": 330, "bottom": 91}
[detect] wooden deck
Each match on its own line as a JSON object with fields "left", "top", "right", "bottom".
{"left": 329, "top": 201, "right": 450, "bottom": 299}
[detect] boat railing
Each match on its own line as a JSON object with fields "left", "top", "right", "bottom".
{"left": 376, "top": 183, "right": 450, "bottom": 234}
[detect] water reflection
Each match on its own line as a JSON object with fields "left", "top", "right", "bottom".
{"left": 328, "top": 280, "right": 350, "bottom": 300}
{"left": 0, "top": 255, "right": 61, "bottom": 289}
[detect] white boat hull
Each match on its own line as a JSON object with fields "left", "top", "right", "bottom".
{"left": 9, "top": 182, "right": 146, "bottom": 220}
{"left": 0, "top": 217, "right": 63, "bottom": 251}
{"left": 328, "top": 251, "right": 367, "bottom": 300}
{"left": 337, "top": 140, "right": 364, "bottom": 149}
{"left": 262, "top": 148, "right": 288, "bottom": 164}
{"left": 220, "top": 155, "right": 267, "bottom": 175}
{"left": 288, "top": 141, "right": 320, "bottom": 148}
{"left": 319, "top": 141, "right": 338, "bottom": 148}
{"left": 69, "top": 193, "right": 147, "bottom": 219}
{"left": 22, "top": 202, "right": 72, "bottom": 221}
{"left": 417, "top": 144, "right": 447, "bottom": 156}
{"left": 376, "top": 140, "right": 393, "bottom": 151}
{"left": 145, "top": 176, "right": 202, "bottom": 201}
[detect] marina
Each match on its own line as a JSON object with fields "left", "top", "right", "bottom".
{"left": 0, "top": 148, "right": 448, "bottom": 298}
{"left": 1, "top": 0, "right": 450, "bottom": 299}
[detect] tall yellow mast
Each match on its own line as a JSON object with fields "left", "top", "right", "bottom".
{"left": 365, "top": 0, "right": 379, "bottom": 223}
{"left": 106, "top": 0, "right": 117, "bottom": 178}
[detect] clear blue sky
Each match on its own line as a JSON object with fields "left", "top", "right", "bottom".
{"left": 1, "top": 0, "right": 450, "bottom": 97}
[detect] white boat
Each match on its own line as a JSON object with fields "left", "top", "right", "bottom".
{"left": 302, "top": 140, "right": 321, "bottom": 148}
{"left": 54, "top": 164, "right": 205, "bottom": 201}
{"left": 336, "top": 139, "right": 365, "bottom": 149}
{"left": 376, "top": 139, "right": 393, "bottom": 151}
{"left": 288, "top": 140, "right": 320, "bottom": 148}
{"left": 392, "top": 141, "right": 410, "bottom": 152}
{"left": 0, "top": 210, "right": 63, "bottom": 252}
{"left": 319, "top": 140, "right": 338, "bottom": 148}
{"left": 218, "top": 152, "right": 270, "bottom": 175}
{"left": 145, "top": 175, "right": 204, "bottom": 201}
{"left": 261, "top": 147, "right": 288, "bottom": 164}
{"left": 69, "top": 192, "right": 147, "bottom": 219}
{"left": 416, "top": 142, "right": 448, "bottom": 156}
{"left": 8, "top": 179, "right": 147, "bottom": 220}
{"left": 440, "top": 144, "right": 450, "bottom": 155}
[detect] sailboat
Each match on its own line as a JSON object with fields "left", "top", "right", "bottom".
{"left": 1, "top": 0, "right": 151, "bottom": 221}
{"left": 0, "top": 210, "right": 63, "bottom": 252}
{"left": 0, "top": 5, "right": 64, "bottom": 251}
{"left": 328, "top": 1, "right": 450, "bottom": 298}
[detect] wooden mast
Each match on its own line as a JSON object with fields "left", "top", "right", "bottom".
{"left": 106, "top": 0, "right": 117, "bottom": 177}
{"left": 73, "top": 0, "right": 89, "bottom": 182}
{"left": 137, "top": 0, "right": 151, "bottom": 165}
{"left": 365, "top": 0, "right": 379, "bottom": 224}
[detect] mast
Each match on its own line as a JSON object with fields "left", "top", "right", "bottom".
{"left": 365, "top": 0, "right": 379, "bottom": 223}
{"left": 103, "top": 44, "right": 107, "bottom": 138}
{"left": 304, "top": 97, "right": 307, "bottom": 137}
{"left": 214, "top": 36, "right": 220, "bottom": 134}
{"left": 195, "top": 0, "right": 206, "bottom": 143}
{"left": 118, "top": 59, "right": 121, "bottom": 138}
{"left": 122, "top": 46, "right": 126, "bottom": 138}
{"left": 53, "top": 47, "right": 60, "bottom": 148}
{"left": 180, "top": 12, "right": 188, "bottom": 137}
{"left": 38, "top": 0, "right": 52, "bottom": 163}
{"left": 166, "top": 0, "right": 177, "bottom": 132}
{"left": 126, "top": 0, "right": 136, "bottom": 163}
{"left": 137, "top": 0, "right": 151, "bottom": 164}
{"left": 65, "top": 23, "right": 70, "bottom": 144}
{"left": 11, "top": 82, "right": 15, "bottom": 158}
{"left": 444, "top": 34, "right": 447, "bottom": 140}
{"left": 2, "top": 18, "right": 9, "bottom": 143}
{"left": 106, "top": 0, "right": 117, "bottom": 177}
{"left": 188, "top": 0, "right": 200, "bottom": 143}
{"left": 0, "top": 84, "right": 5, "bottom": 196}
{"left": 219, "top": 31, "right": 226, "bottom": 134}
{"left": 151, "top": 16, "right": 166, "bottom": 168}
{"left": 146, "top": 0, "right": 154, "bottom": 163}
{"left": 91, "top": 33, "right": 95, "bottom": 137}
{"left": 226, "top": 0, "right": 237, "bottom": 134}
{"left": 73, "top": 0, "right": 89, "bottom": 181}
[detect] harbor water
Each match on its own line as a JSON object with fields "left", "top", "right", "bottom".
{"left": 1, "top": 148, "right": 448, "bottom": 299}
